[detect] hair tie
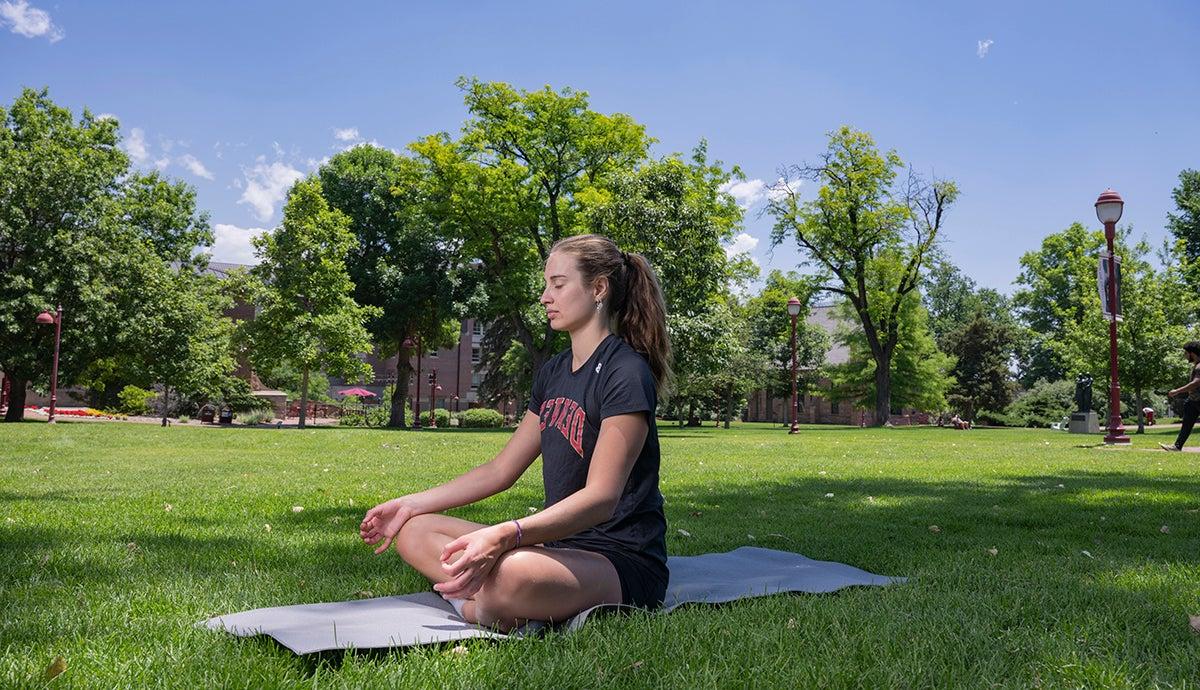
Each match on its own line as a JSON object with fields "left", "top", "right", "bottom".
{"left": 621, "top": 251, "right": 632, "bottom": 266}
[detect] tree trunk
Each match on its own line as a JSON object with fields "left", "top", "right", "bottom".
{"left": 724, "top": 384, "right": 732, "bottom": 430}
{"left": 4, "top": 378, "right": 27, "bottom": 422}
{"left": 388, "top": 339, "right": 411, "bottom": 428}
{"left": 1135, "top": 387, "right": 1145, "bottom": 434}
{"left": 161, "top": 383, "right": 170, "bottom": 427}
{"left": 873, "top": 357, "right": 892, "bottom": 426}
{"left": 298, "top": 367, "right": 310, "bottom": 429}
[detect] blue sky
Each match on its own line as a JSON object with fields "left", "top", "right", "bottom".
{"left": 3, "top": 1, "right": 1198, "bottom": 293}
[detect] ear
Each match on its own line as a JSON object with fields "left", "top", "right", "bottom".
{"left": 592, "top": 276, "right": 610, "bottom": 303}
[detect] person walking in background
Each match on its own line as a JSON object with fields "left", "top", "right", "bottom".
{"left": 1160, "top": 341, "right": 1200, "bottom": 451}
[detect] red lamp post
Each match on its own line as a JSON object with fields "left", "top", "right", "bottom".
{"left": 787, "top": 297, "right": 802, "bottom": 434}
{"left": 1096, "top": 189, "right": 1130, "bottom": 445}
{"left": 35, "top": 305, "right": 63, "bottom": 424}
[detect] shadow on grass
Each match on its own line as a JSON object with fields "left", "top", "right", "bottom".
{"left": 4, "top": 466, "right": 1198, "bottom": 679}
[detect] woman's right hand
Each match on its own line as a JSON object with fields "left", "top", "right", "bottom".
{"left": 360, "top": 497, "right": 421, "bottom": 555}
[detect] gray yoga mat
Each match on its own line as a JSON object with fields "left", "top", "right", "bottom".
{"left": 201, "top": 546, "right": 904, "bottom": 654}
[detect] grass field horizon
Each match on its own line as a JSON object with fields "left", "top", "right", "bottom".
{"left": 2, "top": 421, "right": 1198, "bottom": 688}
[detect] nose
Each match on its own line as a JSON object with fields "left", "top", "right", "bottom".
{"left": 539, "top": 288, "right": 552, "bottom": 306}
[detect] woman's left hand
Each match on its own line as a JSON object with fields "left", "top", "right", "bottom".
{"left": 434, "top": 524, "right": 516, "bottom": 600}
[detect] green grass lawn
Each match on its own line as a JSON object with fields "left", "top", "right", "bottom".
{"left": 2, "top": 421, "right": 1198, "bottom": 688}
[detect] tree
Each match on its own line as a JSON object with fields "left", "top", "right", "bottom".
{"left": 941, "top": 311, "right": 1018, "bottom": 421}
{"left": 740, "top": 270, "right": 829, "bottom": 419}
{"left": 418, "top": 78, "right": 652, "bottom": 380}
{"left": 828, "top": 291, "right": 955, "bottom": 416}
{"left": 317, "top": 145, "right": 465, "bottom": 427}
{"left": 1056, "top": 237, "right": 1192, "bottom": 433}
{"left": 122, "top": 171, "right": 213, "bottom": 269}
{"left": 1167, "top": 169, "right": 1200, "bottom": 320}
{"left": 586, "top": 143, "right": 752, "bottom": 314}
{"left": 127, "top": 268, "right": 236, "bottom": 425}
{"left": 767, "top": 126, "right": 958, "bottom": 425}
{"left": 1167, "top": 169, "right": 1200, "bottom": 264}
{"left": 0, "top": 89, "right": 157, "bottom": 421}
{"left": 246, "top": 178, "right": 380, "bottom": 428}
{"left": 1011, "top": 222, "right": 1105, "bottom": 387}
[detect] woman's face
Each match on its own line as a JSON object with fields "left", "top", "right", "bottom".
{"left": 541, "top": 251, "right": 605, "bottom": 332}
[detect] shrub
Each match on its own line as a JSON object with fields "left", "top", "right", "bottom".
{"left": 339, "top": 403, "right": 412, "bottom": 428}
{"left": 177, "top": 415, "right": 190, "bottom": 424}
{"left": 1004, "top": 379, "right": 1074, "bottom": 428}
{"left": 116, "top": 385, "right": 156, "bottom": 416}
{"left": 459, "top": 408, "right": 505, "bottom": 428}
{"left": 240, "top": 410, "right": 273, "bottom": 426}
{"left": 414, "top": 407, "right": 451, "bottom": 428}
{"left": 974, "top": 409, "right": 1015, "bottom": 427}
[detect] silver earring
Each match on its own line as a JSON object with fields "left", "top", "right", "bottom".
{"left": 595, "top": 300, "right": 603, "bottom": 312}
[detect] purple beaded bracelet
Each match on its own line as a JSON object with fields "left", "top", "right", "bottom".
{"left": 512, "top": 519, "right": 523, "bottom": 548}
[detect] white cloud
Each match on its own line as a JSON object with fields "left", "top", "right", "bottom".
{"left": 766, "top": 177, "right": 803, "bottom": 202}
{"left": 238, "top": 161, "right": 305, "bottom": 222}
{"left": 719, "top": 179, "right": 768, "bottom": 209}
{"left": 333, "top": 127, "right": 360, "bottom": 142}
{"left": 95, "top": 112, "right": 117, "bottom": 122}
{"left": 211, "top": 223, "right": 268, "bottom": 265}
{"left": 977, "top": 39, "right": 993, "bottom": 58}
{"left": 177, "top": 154, "right": 214, "bottom": 180}
{"left": 0, "top": 0, "right": 63, "bottom": 42}
{"left": 124, "top": 128, "right": 149, "bottom": 165}
{"left": 153, "top": 157, "right": 170, "bottom": 171}
{"left": 724, "top": 232, "right": 760, "bottom": 264}
{"left": 721, "top": 177, "right": 803, "bottom": 209}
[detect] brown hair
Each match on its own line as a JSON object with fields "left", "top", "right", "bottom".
{"left": 550, "top": 234, "right": 672, "bottom": 393}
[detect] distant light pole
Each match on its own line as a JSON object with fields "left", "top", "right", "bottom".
{"left": 787, "top": 297, "right": 802, "bottom": 434}
{"left": 35, "top": 305, "right": 63, "bottom": 424}
{"left": 1096, "top": 189, "right": 1130, "bottom": 445}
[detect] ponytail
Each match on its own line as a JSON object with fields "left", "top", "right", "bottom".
{"left": 549, "top": 235, "right": 673, "bottom": 393}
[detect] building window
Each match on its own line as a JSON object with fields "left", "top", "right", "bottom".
{"left": 429, "top": 350, "right": 438, "bottom": 358}
{"left": 830, "top": 399, "right": 839, "bottom": 415}
{"left": 471, "top": 345, "right": 481, "bottom": 364}
{"left": 472, "top": 321, "right": 484, "bottom": 338}
{"left": 471, "top": 372, "right": 481, "bottom": 390}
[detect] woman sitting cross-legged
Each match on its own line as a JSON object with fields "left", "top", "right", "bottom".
{"left": 359, "top": 234, "right": 671, "bottom": 631}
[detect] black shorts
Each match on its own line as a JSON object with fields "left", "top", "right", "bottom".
{"left": 545, "top": 540, "right": 668, "bottom": 609}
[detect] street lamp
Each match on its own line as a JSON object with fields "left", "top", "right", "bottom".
{"left": 787, "top": 297, "right": 802, "bottom": 434}
{"left": 1096, "top": 189, "right": 1130, "bottom": 445}
{"left": 35, "top": 305, "right": 63, "bottom": 424}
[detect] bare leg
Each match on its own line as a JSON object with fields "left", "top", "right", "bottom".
{"left": 394, "top": 513, "right": 623, "bottom": 631}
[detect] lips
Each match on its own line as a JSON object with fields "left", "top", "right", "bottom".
{"left": 546, "top": 311, "right": 559, "bottom": 318}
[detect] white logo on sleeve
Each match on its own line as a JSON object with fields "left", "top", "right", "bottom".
{"left": 595, "top": 362, "right": 603, "bottom": 374}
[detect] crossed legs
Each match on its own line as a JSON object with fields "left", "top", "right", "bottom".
{"left": 393, "top": 513, "right": 622, "bottom": 631}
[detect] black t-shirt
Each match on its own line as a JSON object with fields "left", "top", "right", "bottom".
{"left": 527, "top": 333, "right": 667, "bottom": 576}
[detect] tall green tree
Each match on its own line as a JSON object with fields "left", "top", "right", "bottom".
{"left": 1167, "top": 169, "right": 1200, "bottom": 264}
{"left": 127, "top": 268, "right": 236, "bottom": 425}
{"left": 1056, "top": 237, "right": 1193, "bottom": 433}
{"left": 418, "top": 78, "right": 652, "bottom": 379}
{"left": 767, "top": 126, "right": 958, "bottom": 425}
{"left": 828, "top": 291, "right": 955, "bottom": 416}
{"left": 1011, "top": 222, "right": 1105, "bottom": 387}
{"left": 246, "top": 178, "right": 380, "bottom": 428}
{"left": 740, "top": 270, "right": 829, "bottom": 416}
{"left": 317, "top": 145, "right": 465, "bottom": 427}
{"left": 941, "top": 311, "right": 1018, "bottom": 421}
{"left": 1166, "top": 169, "right": 1200, "bottom": 321}
{"left": 585, "top": 142, "right": 752, "bottom": 313}
{"left": 0, "top": 89, "right": 168, "bottom": 421}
